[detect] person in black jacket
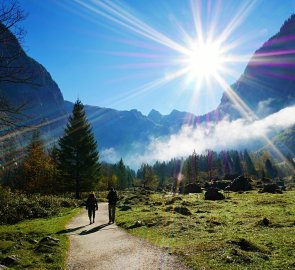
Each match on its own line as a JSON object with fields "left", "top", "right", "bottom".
{"left": 86, "top": 192, "right": 98, "bottom": 224}
{"left": 107, "top": 187, "right": 119, "bottom": 224}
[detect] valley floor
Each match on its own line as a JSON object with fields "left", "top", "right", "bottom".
{"left": 115, "top": 190, "right": 295, "bottom": 270}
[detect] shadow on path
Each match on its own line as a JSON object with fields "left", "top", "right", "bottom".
{"left": 57, "top": 225, "right": 86, "bottom": 234}
{"left": 79, "top": 223, "right": 110, "bottom": 235}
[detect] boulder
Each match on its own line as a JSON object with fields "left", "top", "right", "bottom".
{"left": 204, "top": 188, "right": 225, "bottom": 200}
{"left": 165, "top": 206, "right": 192, "bottom": 216}
{"left": 128, "top": 220, "right": 143, "bottom": 229}
{"left": 182, "top": 183, "right": 202, "bottom": 194}
{"left": 276, "top": 180, "right": 286, "bottom": 190}
{"left": 260, "top": 183, "right": 282, "bottom": 194}
{"left": 204, "top": 180, "right": 231, "bottom": 190}
{"left": 119, "top": 205, "right": 132, "bottom": 211}
{"left": 2, "top": 255, "right": 20, "bottom": 266}
{"left": 39, "top": 236, "right": 59, "bottom": 245}
{"left": 225, "top": 176, "right": 252, "bottom": 192}
{"left": 165, "top": 196, "right": 182, "bottom": 205}
{"left": 261, "top": 177, "right": 272, "bottom": 184}
{"left": 261, "top": 217, "right": 270, "bottom": 226}
{"left": 223, "top": 174, "right": 239, "bottom": 181}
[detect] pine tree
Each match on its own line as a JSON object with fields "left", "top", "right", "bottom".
{"left": 116, "top": 158, "right": 127, "bottom": 189}
{"left": 57, "top": 100, "right": 100, "bottom": 198}
{"left": 232, "top": 151, "right": 243, "bottom": 175}
{"left": 191, "top": 150, "right": 198, "bottom": 183}
{"left": 265, "top": 158, "right": 278, "bottom": 179}
{"left": 243, "top": 150, "right": 257, "bottom": 176}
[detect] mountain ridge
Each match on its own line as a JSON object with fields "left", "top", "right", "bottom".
{"left": 2, "top": 14, "right": 295, "bottom": 166}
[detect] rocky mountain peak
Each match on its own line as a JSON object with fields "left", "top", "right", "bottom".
{"left": 217, "top": 14, "right": 295, "bottom": 120}
{"left": 147, "top": 109, "right": 162, "bottom": 123}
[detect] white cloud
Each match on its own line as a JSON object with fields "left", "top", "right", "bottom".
{"left": 99, "top": 106, "right": 295, "bottom": 169}
{"left": 100, "top": 148, "right": 120, "bottom": 164}
{"left": 257, "top": 98, "right": 275, "bottom": 115}
{"left": 129, "top": 105, "right": 295, "bottom": 167}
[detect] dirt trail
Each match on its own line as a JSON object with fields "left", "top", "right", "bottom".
{"left": 66, "top": 203, "right": 189, "bottom": 270}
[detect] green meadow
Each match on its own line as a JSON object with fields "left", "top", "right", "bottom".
{"left": 0, "top": 208, "right": 80, "bottom": 270}
{"left": 116, "top": 190, "right": 295, "bottom": 270}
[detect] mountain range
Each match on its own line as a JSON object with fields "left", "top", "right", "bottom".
{"left": 1, "top": 15, "right": 295, "bottom": 166}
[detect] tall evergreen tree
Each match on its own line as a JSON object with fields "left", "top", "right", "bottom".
{"left": 243, "top": 150, "right": 257, "bottom": 176}
{"left": 57, "top": 100, "right": 100, "bottom": 198}
{"left": 232, "top": 151, "right": 243, "bottom": 175}
{"left": 265, "top": 158, "right": 278, "bottom": 179}
{"left": 116, "top": 158, "right": 127, "bottom": 189}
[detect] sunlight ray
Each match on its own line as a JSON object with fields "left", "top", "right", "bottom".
{"left": 95, "top": 67, "right": 190, "bottom": 113}
{"left": 190, "top": 0, "right": 204, "bottom": 43}
{"left": 218, "top": 0, "right": 258, "bottom": 45}
{"left": 214, "top": 74, "right": 295, "bottom": 175}
{"left": 74, "top": 0, "right": 189, "bottom": 55}
{"left": 214, "top": 73, "right": 258, "bottom": 120}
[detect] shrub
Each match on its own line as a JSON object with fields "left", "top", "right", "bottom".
{"left": 0, "top": 186, "right": 79, "bottom": 224}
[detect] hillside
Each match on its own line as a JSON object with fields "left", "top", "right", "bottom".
{"left": 217, "top": 14, "right": 295, "bottom": 119}
{"left": 263, "top": 125, "right": 295, "bottom": 156}
{"left": 0, "top": 22, "right": 67, "bottom": 138}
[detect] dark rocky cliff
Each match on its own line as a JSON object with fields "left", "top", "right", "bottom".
{"left": 0, "top": 22, "right": 68, "bottom": 139}
{"left": 216, "top": 14, "right": 295, "bottom": 119}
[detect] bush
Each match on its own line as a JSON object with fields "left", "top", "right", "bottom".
{"left": 0, "top": 186, "right": 79, "bottom": 224}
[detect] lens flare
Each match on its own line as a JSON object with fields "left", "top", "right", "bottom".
{"left": 185, "top": 40, "right": 224, "bottom": 79}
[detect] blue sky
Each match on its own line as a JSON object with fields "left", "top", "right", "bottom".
{"left": 19, "top": 0, "right": 295, "bottom": 116}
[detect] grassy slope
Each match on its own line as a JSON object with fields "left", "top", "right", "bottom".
{"left": 116, "top": 191, "right": 295, "bottom": 270}
{"left": 0, "top": 208, "right": 80, "bottom": 270}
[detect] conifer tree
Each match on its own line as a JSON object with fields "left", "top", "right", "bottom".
{"left": 57, "top": 100, "right": 100, "bottom": 198}
{"left": 232, "top": 151, "right": 243, "bottom": 175}
{"left": 116, "top": 158, "right": 127, "bottom": 189}
{"left": 265, "top": 158, "right": 278, "bottom": 179}
{"left": 243, "top": 150, "right": 257, "bottom": 176}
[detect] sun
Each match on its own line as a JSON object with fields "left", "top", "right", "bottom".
{"left": 185, "top": 40, "right": 224, "bottom": 80}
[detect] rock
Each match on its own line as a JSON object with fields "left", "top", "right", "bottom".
{"left": 276, "top": 180, "right": 286, "bottom": 190}
{"left": 35, "top": 236, "right": 60, "bottom": 253}
{"left": 165, "top": 196, "right": 182, "bottom": 205}
{"left": 260, "top": 183, "right": 283, "bottom": 194}
{"left": 2, "top": 255, "right": 20, "bottom": 266}
{"left": 119, "top": 205, "right": 132, "bottom": 211}
{"left": 45, "top": 254, "right": 54, "bottom": 263}
{"left": 165, "top": 206, "right": 192, "bottom": 216}
{"left": 182, "top": 183, "right": 202, "bottom": 194}
{"left": 146, "top": 222, "right": 157, "bottom": 227}
{"left": 0, "top": 264, "right": 8, "bottom": 269}
{"left": 223, "top": 174, "right": 239, "bottom": 181}
{"left": 225, "top": 176, "right": 252, "bottom": 192}
{"left": 215, "top": 180, "right": 232, "bottom": 190}
{"left": 35, "top": 244, "right": 54, "bottom": 253}
{"left": 181, "top": 200, "right": 193, "bottom": 206}
{"left": 153, "top": 201, "right": 162, "bottom": 206}
{"left": 262, "top": 217, "right": 270, "bottom": 226}
{"left": 204, "top": 188, "right": 225, "bottom": 200}
{"left": 128, "top": 220, "right": 143, "bottom": 229}
{"left": 28, "top": 239, "right": 38, "bottom": 244}
{"left": 261, "top": 177, "right": 272, "bottom": 184}
{"left": 225, "top": 255, "right": 234, "bottom": 263}
{"left": 39, "top": 236, "right": 60, "bottom": 245}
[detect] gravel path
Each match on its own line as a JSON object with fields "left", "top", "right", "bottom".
{"left": 66, "top": 203, "right": 189, "bottom": 270}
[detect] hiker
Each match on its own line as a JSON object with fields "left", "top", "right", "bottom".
{"left": 86, "top": 192, "right": 98, "bottom": 224}
{"left": 107, "top": 187, "right": 119, "bottom": 224}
